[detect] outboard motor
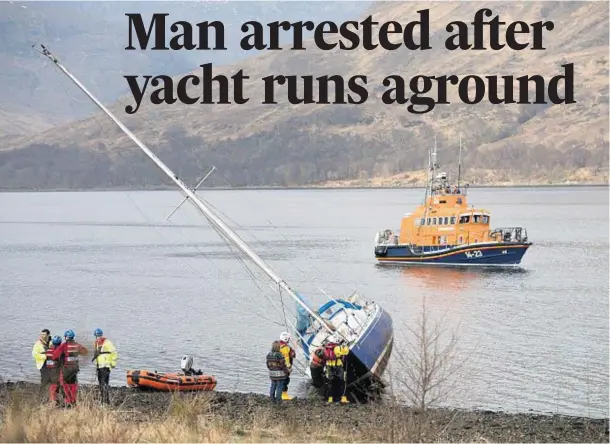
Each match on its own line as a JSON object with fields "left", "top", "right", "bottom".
{"left": 181, "top": 355, "right": 194, "bottom": 374}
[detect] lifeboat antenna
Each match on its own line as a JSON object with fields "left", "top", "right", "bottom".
{"left": 34, "top": 44, "right": 335, "bottom": 335}
{"left": 457, "top": 124, "right": 463, "bottom": 190}
{"left": 432, "top": 134, "right": 438, "bottom": 173}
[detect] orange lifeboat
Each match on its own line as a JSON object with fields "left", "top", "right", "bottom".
{"left": 126, "top": 370, "right": 217, "bottom": 392}
{"left": 373, "top": 142, "right": 532, "bottom": 266}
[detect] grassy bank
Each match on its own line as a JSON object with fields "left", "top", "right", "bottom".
{"left": 0, "top": 382, "right": 608, "bottom": 443}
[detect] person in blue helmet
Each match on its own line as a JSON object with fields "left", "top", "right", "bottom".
{"left": 45, "top": 335, "right": 64, "bottom": 405}
{"left": 51, "top": 329, "right": 88, "bottom": 407}
{"left": 92, "top": 328, "right": 118, "bottom": 405}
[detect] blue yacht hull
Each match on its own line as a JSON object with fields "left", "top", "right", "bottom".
{"left": 375, "top": 242, "right": 531, "bottom": 266}
{"left": 348, "top": 307, "right": 394, "bottom": 383}
{"left": 300, "top": 299, "right": 394, "bottom": 400}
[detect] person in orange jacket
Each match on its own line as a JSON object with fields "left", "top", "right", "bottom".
{"left": 51, "top": 329, "right": 88, "bottom": 407}
{"left": 309, "top": 345, "right": 326, "bottom": 390}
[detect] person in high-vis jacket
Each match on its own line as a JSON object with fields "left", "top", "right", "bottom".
{"left": 278, "top": 331, "right": 296, "bottom": 400}
{"left": 92, "top": 328, "right": 118, "bottom": 405}
{"left": 45, "top": 335, "right": 64, "bottom": 405}
{"left": 32, "top": 328, "right": 51, "bottom": 394}
{"left": 51, "top": 329, "right": 88, "bottom": 407}
{"left": 323, "top": 334, "right": 350, "bottom": 404}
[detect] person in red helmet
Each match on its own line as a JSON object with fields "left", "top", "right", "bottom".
{"left": 51, "top": 329, "right": 88, "bottom": 407}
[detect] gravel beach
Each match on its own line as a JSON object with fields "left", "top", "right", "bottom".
{"left": 1, "top": 381, "right": 608, "bottom": 442}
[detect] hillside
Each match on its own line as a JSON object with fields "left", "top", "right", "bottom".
{"left": 0, "top": 1, "right": 608, "bottom": 189}
{"left": 0, "top": 1, "right": 367, "bottom": 138}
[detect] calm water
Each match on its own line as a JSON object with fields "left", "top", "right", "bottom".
{"left": 0, "top": 187, "right": 608, "bottom": 418}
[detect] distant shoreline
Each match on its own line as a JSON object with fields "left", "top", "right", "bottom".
{"left": 0, "top": 182, "right": 608, "bottom": 193}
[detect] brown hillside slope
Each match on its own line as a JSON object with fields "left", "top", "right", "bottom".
{"left": 0, "top": 106, "right": 54, "bottom": 138}
{"left": 1, "top": 1, "right": 608, "bottom": 189}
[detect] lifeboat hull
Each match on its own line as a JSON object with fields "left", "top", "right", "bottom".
{"left": 126, "top": 370, "right": 217, "bottom": 392}
{"left": 375, "top": 241, "right": 531, "bottom": 266}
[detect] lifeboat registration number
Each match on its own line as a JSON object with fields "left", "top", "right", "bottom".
{"left": 464, "top": 250, "right": 483, "bottom": 258}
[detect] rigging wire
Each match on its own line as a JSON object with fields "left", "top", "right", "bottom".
{"left": 187, "top": 179, "right": 365, "bottom": 340}
{"left": 100, "top": 99, "right": 329, "bottom": 303}
{"left": 40, "top": 51, "right": 329, "bottom": 381}
{"left": 79, "top": 90, "right": 289, "bottom": 334}
{"left": 111, "top": 95, "right": 370, "bottom": 302}
{"left": 183, "top": 207, "right": 312, "bottom": 372}
{"left": 109, "top": 92, "right": 365, "bottom": 348}
{"left": 61, "top": 85, "right": 345, "bottom": 372}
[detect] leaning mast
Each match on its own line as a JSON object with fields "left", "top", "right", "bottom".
{"left": 36, "top": 44, "right": 334, "bottom": 334}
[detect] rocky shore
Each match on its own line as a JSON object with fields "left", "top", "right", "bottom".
{"left": 0, "top": 381, "right": 608, "bottom": 442}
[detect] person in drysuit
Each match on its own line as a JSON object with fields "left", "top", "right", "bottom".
{"left": 180, "top": 355, "right": 203, "bottom": 376}
{"left": 309, "top": 344, "right": 326, "bottom": 390}
{"left": 323, "top": 334, "right": 350, "bottom": 404}
{"left": 51, "top": 329, "right": 88, "bottom": 407}
{"left": 45, "top": 335, "right": 64, "bottom": 405}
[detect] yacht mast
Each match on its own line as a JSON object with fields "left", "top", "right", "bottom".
{"left": 36, "top": 44, "right": 334, "bottom": 334}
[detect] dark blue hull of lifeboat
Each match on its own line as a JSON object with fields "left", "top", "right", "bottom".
{"left": 375, "top": 242, "right": 531, "bottom": 266}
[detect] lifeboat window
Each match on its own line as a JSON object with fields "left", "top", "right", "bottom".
{"left": 421, "top": 218, "right": 425, "bottom": 225}
{"left": 427, "top": 218, "right": 431, "bottom": 225}
{"left": 415, "top": 219, "right": 420, "bottom": 226}
{"left": 432, "top": 217, "right": 437, "bottom": 225}
{"left": 473, "top": 214, "right": 481, "bottom": 223}
{"left": 483, "top": 215, "right": 489, "bottom": 224}
{"left": 459, "top": 215, "right": 470, "bottom": 224}
{"left": 444, "top": 217, "right": 449, "bottom": 225}
{"left": 450, "top": 216, "right": 456, "bottom": 225}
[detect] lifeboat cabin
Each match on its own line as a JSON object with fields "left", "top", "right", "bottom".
{"left": 374, "top": 172, "right": 532, "bottom": 266}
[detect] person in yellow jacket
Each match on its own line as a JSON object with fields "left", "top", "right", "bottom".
{"left": 278, "top": 331, "right": 296, "bottom": 400}
{"left": 92, "top": 328, "right": 118, "bottom": 405}
{"left": 32, "top": 328, "right": 51, "bottom": 394}
{"left": 323, "top": 334, "right": 350, "bottom": 404}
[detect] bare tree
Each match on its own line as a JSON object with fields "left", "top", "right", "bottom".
{"left": 400, "top": 298, "right": 465, "bottom": 411}
{"left": 390, "top": 296, "right": 470, "bottom": 441}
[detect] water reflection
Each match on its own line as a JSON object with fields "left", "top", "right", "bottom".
{"left": 400, "top": 266, "right": 478, "bottom": 292}
{"left": 378, "top": 264, "right": 530, "bottom": 289}
{"left": 375, "top": 264, "right": 532, "bottom": 315}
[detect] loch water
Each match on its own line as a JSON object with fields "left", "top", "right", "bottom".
{"left": 0, "top": 186, "right": 607, "bottom": 418}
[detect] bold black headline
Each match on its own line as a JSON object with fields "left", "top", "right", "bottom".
{"left": 123, "top": 8, "right": 575, "bottom": 114}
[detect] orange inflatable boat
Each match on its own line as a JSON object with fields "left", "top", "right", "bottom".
{"left": 126, "top": 370, "right": 217, "bottom": 392}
